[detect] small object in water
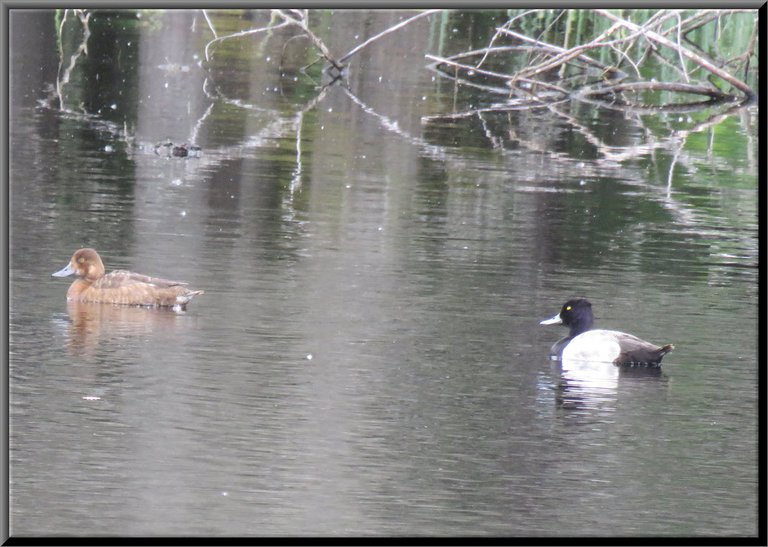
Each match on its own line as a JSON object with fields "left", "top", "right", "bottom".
{"left": 154, "top": 138, "right": 173, "bottom": 155}
{"left": 172, "top": 144, "right": 189, "bottom": 157}
{"left": 153, "top": 139, "right": 201, "bottom": 158}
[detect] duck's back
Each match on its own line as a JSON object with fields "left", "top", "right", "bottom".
{"left": 85, "top": 270, "right": 202, "bottom": 307}
{"left": 95, "top": 270, "right": 189, "bottom": 289}
{"left": 563, "top": 329, "right": 672, "bottom": 366}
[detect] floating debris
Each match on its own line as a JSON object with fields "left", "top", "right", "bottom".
{"left": 157, "top": 63, "right": 191, "bottom": 73}
{"left": 153, "top": 139, "right": 202, "bottom": 158}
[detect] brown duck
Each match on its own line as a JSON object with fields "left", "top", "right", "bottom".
{"left": 52, "top": 248, "right": 204, "bottom": 311}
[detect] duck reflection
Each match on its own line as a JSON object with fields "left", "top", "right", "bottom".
{"left": 63, "top": 300, "right": 191, "bottom": 356}
{"left": 553, "top": 356, "right": 664, "bottom": 413}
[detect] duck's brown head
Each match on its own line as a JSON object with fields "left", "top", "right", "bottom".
{"left": 52, "top": 248, "right": 106, "bottom": 282}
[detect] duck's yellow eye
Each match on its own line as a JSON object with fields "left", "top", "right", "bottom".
{"left": 565, "top": 305, "right": 571, "bottom": 311}
{"left": 77, "top": 257, "right": 84, "bottom": 264}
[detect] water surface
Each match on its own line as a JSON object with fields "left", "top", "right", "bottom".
{"left": 9, "top": 9, "right": 758, "bottom": 537}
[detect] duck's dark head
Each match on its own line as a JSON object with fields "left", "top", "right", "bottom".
{"left": 540, "top": 298, "right": 595, "bottom": 337}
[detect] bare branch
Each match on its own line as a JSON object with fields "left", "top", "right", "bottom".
{"left": 496, "top": 27, "right": 620, "bottom": 76}
{"left": 339, "top": 9, "right": 442, "bottom": 65}
{"left": 595, "top": 9, "right": 754, "bottom": 99}
{"left": 673, "top": 11, "right": 690, "bottom": 83}
{"left": 204, "top": 18, "right": 292, "bottom": 62}
{"left": 427, "top": 53, "right": 569, "bottom": 98}
{"left": 475, "top": 9, "right": 539, "bottom": 68}
{"left": 579, "top": 80, "right": 732, "bottom": 101}
{"left": 201, "top": 9, "right": 218, "bottom": 39}
{"left": 272, "top": 9, "right": 343, "bottom": 71}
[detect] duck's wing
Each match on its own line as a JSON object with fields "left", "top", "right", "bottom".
{"left": 94, "top": 270, "right": 189, "bottom": 289}
{"left": 604, "top": 330, "right": 673, "bottom": 365}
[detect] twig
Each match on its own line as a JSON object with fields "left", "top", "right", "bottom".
{"left": 497, "top": 27, "right": 620, "bottom": 76}
{"left": 673, "top": 11, "right": 690, "bottom": 83}
{"left": 279, "top": 33, "right": 310, "bottom": 75}
{"left": 608, "top": 44, "right": 641, "bottom": 78}
{"left": 476, "top": 9, "right": 539, "bottom": 68}
{"left": 510, "top": 20, "right": 664, "bottom": 80}
{"left": 428, "top": 65, "right": 513, "bottom": 95}
{"left": 272, "top": 9, "right": 343, "bottom": 71}
{"left": 204, "top": 18, "right": 292, "bottom": 62}
{"left": 579, "top": 80, "right": 731, "bottom": 100}
{"left": 55, "top": 9, "right": 91, "bottom": 111}
{"left": 338, "top": 9, "right": 442, "bottom": 65}
{"left": 426, "top": 54, "right": 515, "bottom": 83}
{"left": 724, "top": 16, "right": 758, "bottom": 77}
{"left": 675, "top": 10, "right": 720, "bottom": 36}
{"left": 427, "top": 54, "right": 569, "bottom": 97}
{"left": 202, "top": 9, "right": 218, "bottom": 39}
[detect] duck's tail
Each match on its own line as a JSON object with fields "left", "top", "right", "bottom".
{"left": 615, "top": 343, "right": 674, "bottom": 368}
{"left": 174, "top": 289, "right": 204, "bottom": 310}
{"left": 658, "top": 344, "right": 674, "bottom": 356}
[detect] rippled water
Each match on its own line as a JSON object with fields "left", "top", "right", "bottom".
{"left": 9, "top": 9, "right": 758, "bottom": 537}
